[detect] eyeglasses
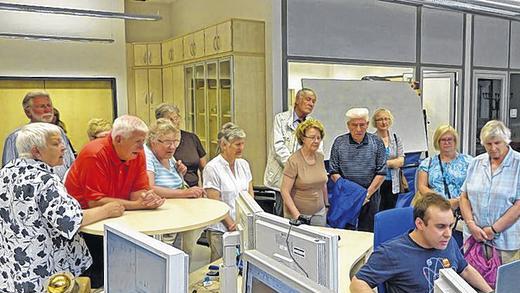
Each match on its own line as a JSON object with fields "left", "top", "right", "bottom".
{"left": 375, "top": 117, "right": 391, "bottom": 122}
{"left": 303, "top": 135, "right": 322, "bottom": 141}
{"left": 157, "top": 139, "right": 180, "bottom": 147}
{"left": 440, "top": 137, "right": 455, "bottom": 143}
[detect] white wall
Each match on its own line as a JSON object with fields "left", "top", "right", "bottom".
{"left": 0, "top": 0, "right": 128, "bottom": 114}
{"left": 125, "top": 1, "right": 172, "bottom": 42}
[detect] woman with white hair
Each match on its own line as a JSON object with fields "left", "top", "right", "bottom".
{"left": 460, "top": 120, "right": 520, "bottom": 267}
{"left": 0, "top": 123, "right": 124, "bottom": 292}
{"left": 203, "top": 122, "right": 253, "bottom": 261}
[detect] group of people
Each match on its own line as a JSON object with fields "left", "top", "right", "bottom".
{"left": 0, "top": 88, "right": 517, "bottom": 292}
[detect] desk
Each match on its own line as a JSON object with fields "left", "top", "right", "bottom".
{"left": 81, "top": 198, "right": 229, "bottom": 236}
{"left": 189, "top": 228, "right": 373, "bottom": 293}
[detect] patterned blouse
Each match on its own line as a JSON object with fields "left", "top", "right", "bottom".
{"left": 0, "top": 158, "right": 91, "bottom": 293}
{"left": 418, "top": 153, "right": 473, "bottom": 199}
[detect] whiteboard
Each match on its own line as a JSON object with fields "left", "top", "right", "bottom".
{"left": 302, "top": 79, "right": 427, "bottom": 159}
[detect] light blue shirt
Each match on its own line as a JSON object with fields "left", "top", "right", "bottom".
{"left": 144, "top": 145, "right": 183, "bottom": 190}
{"left": 461, "top": 147, "right": 520, "bottom": 250}
{"left": 418, "top": 153, "right": 473, "bottom": 199}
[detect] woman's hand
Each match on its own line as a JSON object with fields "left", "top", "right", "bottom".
{"left": 467, "top": 222, "right": 491, "bottom": 241}
{"left": 482, "top": 227, "right": 495, "bottom": 240}
{"left": 186, "top": 186, "right": 205, "bottom": 198}
{"left": 102, "top": 201, "right": 125, "bottom": 218}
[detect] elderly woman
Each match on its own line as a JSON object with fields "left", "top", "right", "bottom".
{"left": 372, "top": 108, "right": 405, "bottom": 210}
{"left": 155, "top": 104, "right": 207, "bottom": 187}
{"left": 86, "top": 118, "right": 112, "bottom": 141}
{"left": 0, "top": 123, "right": 124, "bottom": 293}
{"left": 280, "top": 119, "right": 328, "bottom": 226}
{"left": 417, "top": 125, "right": 473, "bottom": 209}
{"left": 203, "top": 122, "right": 253, "bottom": 261}
{"left": 460, "top": 120, "right": 519, "bottom": 265}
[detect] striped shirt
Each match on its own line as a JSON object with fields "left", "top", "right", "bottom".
{"left": 461, "top": 147, "right": 520, "bottom": 250}
{"left": 144, "top": 145, "right": 184, "bottom": 190}
{"left": 329, "top": 133, "right": 387, "bottom": 188}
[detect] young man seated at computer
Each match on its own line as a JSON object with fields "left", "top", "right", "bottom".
{"left": 350, "top": 193, "right": 493, "bottom": 293}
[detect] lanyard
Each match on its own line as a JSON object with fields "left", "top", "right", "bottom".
{"left": 437, "top": 155, "right": 452, "bottom": 199}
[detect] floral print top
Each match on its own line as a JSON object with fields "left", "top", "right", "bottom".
{"left": 0, "top": 158, "right": 91, "bottom": 293}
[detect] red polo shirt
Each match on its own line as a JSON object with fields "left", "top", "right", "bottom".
{"left": 65, "top": 135, "right": 149, "bottom": 209}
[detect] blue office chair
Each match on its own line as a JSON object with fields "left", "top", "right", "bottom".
{"left": 373, "top": 207, "right": 415, "bottom": 293}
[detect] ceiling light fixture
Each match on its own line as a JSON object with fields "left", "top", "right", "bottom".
{"left": 0, "top": 2, "right": 161, "bottom": 21}
{"left": 0, "top": 32, "right": 114, "bottom": 43}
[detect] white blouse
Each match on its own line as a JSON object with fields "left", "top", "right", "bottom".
{"left": 203, "top": 154, "right": 252, "bottom": 233}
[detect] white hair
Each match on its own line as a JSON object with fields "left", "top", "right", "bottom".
{"left": 345, "top": 107, "right": 369, "bottom": 123}
{"left": 111, "top": 115, "right": 148, "bottom": 139}
{"left": 217, "top": 122, "right": 246, "bottom": 152}
{"left": 480, "top": 120, "right": 511, "bottom": 145}
{"left": 16, "top": 122, "right": 61, "bottom": 159}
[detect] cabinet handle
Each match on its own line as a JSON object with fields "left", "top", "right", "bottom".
{"left": 213, "top": 36, "right": 217, "bottom": 51}
{"left": 148, "top": 50, "right": 152, "bottom": 64}
{"left": 216, "top": 35, "right": 220, "bottom": 50}
{"left": 191, "top": 42, "right": 195, "bottom": 56}
{"left": 143, "top": 52, "right": 147, "bottom": 65}
{"left": 144, "top": 92, "right": 148, "bottom": 104}
{"left": 169, "top": 48, "right": 173, "bottom": 61}
{"left": 150, "top": 92, "right": 154, "bottom": 104}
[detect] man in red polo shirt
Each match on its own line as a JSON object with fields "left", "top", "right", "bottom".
{"left": 65, "top": 114, "right": 165, "bottom": 288}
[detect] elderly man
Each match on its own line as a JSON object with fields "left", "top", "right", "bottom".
{"left": 264, "top": 88, "right": 319, "bottom": 190}
{"left": 2, "top": 91, "right": 75, "bottom": 179}
{"left": 65, "top": 114, "right": 165, "bottom": 288}
{"left": 350, "top": 193, "right": 492, "bottom": 293}
{"left": 330, "top": 107, "right": 386, "bottom": 232}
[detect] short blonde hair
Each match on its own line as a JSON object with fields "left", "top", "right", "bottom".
{"left": 295, "top": 118, "right": 325, "bottom": 145}
{"left": 480, "top": 120, "right": 511, "bottom": 145}
{"left": 345, "top": 107, "right": 369, "bottom": 123}
{"left": 433, "top": 125, "right": 458, "bottom": 151}
{"left": 371, "top": 108, "right": 394, "bottom": 126}
{"left": 147, "top": 118, "right": 180, "bottom": 146}
{"left": 87, "top": 118, "right": 112, "bottom": 139}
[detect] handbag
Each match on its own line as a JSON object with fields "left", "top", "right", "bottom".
{"left": 463, "top": 236, "right": 501, "bottom": 288}
{"left": 394, "top": 134, "right": 409, "bottom": 193}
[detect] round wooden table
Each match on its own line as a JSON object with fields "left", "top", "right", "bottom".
{"left": 81, "top": 198, "right": 229, "bottom": 236}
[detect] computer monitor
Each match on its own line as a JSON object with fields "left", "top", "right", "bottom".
{"left": 103, "top": 223, "right": 188, "bottom": 293}
{"left": 242, "top": 250, "right": 333, "bottom": 293}
{"left": 235, "top": 191, "right": 264, "bottom": 250}
{"left": 496, "top": 260, "right": 519, "bottom": 293}
{"left": 434, "top": 268, "right": 477, "bottom": 293}
{"left": 253, "top": 212, "right": 339, "bottom": 292}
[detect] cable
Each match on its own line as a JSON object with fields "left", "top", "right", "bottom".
{"left": 286, "top": 221, "right": 309, "bottom": 278}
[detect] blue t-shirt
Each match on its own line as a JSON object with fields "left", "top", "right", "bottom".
{"left": 355, "top": 233, "right": 468, "bottom": 293}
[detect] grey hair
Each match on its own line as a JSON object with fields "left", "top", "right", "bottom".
{"left": 16, "top": 122, "right": 61, "bottom": 159}
{"left": 155, "top": 103, "right": 180, "bottom": 119}
{"left": 345, "top": 107, "right": 370, "bottom": 123}
{"left": 111, "top": 115, "right": 148, "bottom": 139}
{"left": 22, "top": 91, "right": 51, "bottom": 110}
{"left": 217, "top": 122, "right": 246, "bottom": 152}
{"left": 147, "top": 118, "right": 180, "bottom": 146}
{"left": 480, "top": 120, "right": 511, "bottom": 145}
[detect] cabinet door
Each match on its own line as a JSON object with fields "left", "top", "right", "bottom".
{"left": 162, "top": 67, "right": 174, "bottom": 104}
{"left": 148, "top": 68, "right": 163, "bottom": 124}
{"left": 207, "top": 61, "right": 219, "bottom": 158}
{"left": 183, "top": 34, "right": 194, "bottom": 61}
{"left": 194, "top": 64, "right": 207, "bottom": 149}
{"left": 172, "top": 38, "right": 184, "bottom": 63}
{"left": 217, "top": 21, "right": 232, "bottom": 53}
{"left": 162, "top": 40, "right": 174, "bottom": 65}
{"left": 184, "top": 66, "right": 195, "bottom": 132}
{"left": 204, "top": 26, "right": 218, "bottom": 56}
{"left": 172, "top": 65, "right": 185, "bottom": 128}
{"left": 148, "top": 44, "right": 162, "bottom": 66}
{"left": 133, "top": 44, "right": 148, "bottom": 66}
{"left": 193, "top": 30, "right": 205, "bottom": 59}
{"left": 134, "top": 69, "right": 150, "bottom": 123}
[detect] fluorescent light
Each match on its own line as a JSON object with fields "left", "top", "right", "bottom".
{"left": 0, "top": 2, "right": 161, "bottom": 21}
{"left": 0, "top": 32, "right": 114, "bottom": 43}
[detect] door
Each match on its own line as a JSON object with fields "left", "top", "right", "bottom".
{"left": 472, "top": 71, "right": 508, "bottom": 155}
{"left": 509, "top": 74, "right": 520, "bottom": 150}
{"left": 421, "top": 71, "right": 458, "bottom": 155}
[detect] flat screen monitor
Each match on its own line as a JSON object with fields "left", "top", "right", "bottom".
{"left": 253, "top": 212, "right": 339, "bottom": 292}
{"left": 103, "top": 223, "right": 188, "bottom": 293}
{"left": 242, "top": 250, "right": 332, "bottom": 293}
{"left": 496, "top": 260, "right": 519, "bottom": 293}
{"left": 235, "top": 191, "right": 264, "bottom": 250}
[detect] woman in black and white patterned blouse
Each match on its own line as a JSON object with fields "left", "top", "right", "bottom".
{"left": 0, "top": 123, "right": 124, "bottom": 293}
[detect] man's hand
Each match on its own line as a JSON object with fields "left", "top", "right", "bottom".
{"left": 102, "top": 201, "right": 125, "bottom": 218}
{"left": 186, "top": 186, "right": 205, "bottom": 198}
{"left": 176, "top": 160, "right": 187, "bottom": 176}
{"left": 139, "top": 190, "right": 165, "bottom": 209}
{"left": 482, "top": 226, "right": 495, "bottom": 240}
{"left": 468, "top": 222, "right": 491, "bottom": 241}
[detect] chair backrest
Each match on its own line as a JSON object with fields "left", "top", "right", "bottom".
{"left": 373, "top": 207, "right": 415, "bottom": 293}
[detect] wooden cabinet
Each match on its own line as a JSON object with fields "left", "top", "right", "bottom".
{"left": 204, "top": 21, "right": 232, "bottom": 56}
{"left": 133, "top": 43, "right": 161, "bottom": 66}
{"left": 162, "top": 65, "right": 185, "bottom": 128}
{"left": 134, "top": 68, "right": 162, "bottom": 124}
{"left": 183, "top": 30, "right": 205, "bottom": 61}
{"left": 162, "top": 38, "right": 184, "bottom": 65}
